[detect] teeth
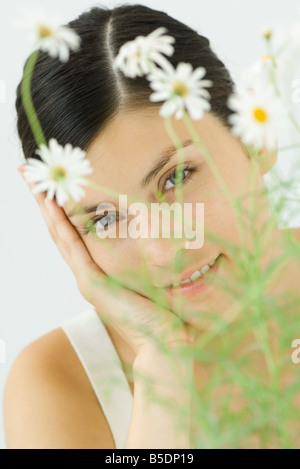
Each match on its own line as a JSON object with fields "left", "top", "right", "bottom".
{"left": 201, "top": 265, "right": 210, "bottom": 275}
{"left": 190, "top": 270, "right": 202, "bottom": 281}
{"left": 172, "top": 282, "right": 182, "bottom": 288}
{"left": 169, "top": 256, "right": 219, "bottom": 289}
{"left": 181, "top": 278, "right": 192, "bottom": 285}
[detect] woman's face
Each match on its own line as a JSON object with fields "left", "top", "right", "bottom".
{"left": 63, "top": 108, "right": 269, "bottom": 328}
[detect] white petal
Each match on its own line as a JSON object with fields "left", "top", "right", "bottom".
{"left": 147, "top": 27, "right": 168, "bottom": 40}
{"left": 149, "top": 90, "right": 169, "bottom": 102}
{"left": 190, "top": 66, "right": 206, "bottom": 82}
{"left": 46, "top": 185, "right": 56, "bottom": 201}
{"left": 57, "top": 27, "right": 81, "bottom": 50}
{"left": 55, "top": 184, "right": 68, "bottom": 206}
{"left": 149, "top": 53, "right": 173, "bottom": 71}
{"left": 176, "top": 62, "right": 193, "bottom": 80}
{"left": 58, "top": 42, "right": 70, "bottom": 62}
{"left": 185, "top": 96, "right": 207, "bottom": 120}
{"left": 160, "top": 99, "right": 178, "bottom": 117}
{"left": 31, "top": 180, "right": 51, "bottom": 195}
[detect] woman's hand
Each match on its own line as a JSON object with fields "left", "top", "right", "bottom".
{"left": 18, "top": 165, "right": 195, "bottom": 356}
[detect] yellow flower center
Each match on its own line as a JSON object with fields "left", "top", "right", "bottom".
{"left": 253, "top": 107, "right": 268, "bottom": 123}
{"left": 38, "top": 24, "right": 54, "bottom": 38}
{"left": 262, "top": 54, "right": 273, "bottom": 62}
{"left": 50, "top": 166, "right": 67, "bottom": 182}
{"left": 172, "top": 81, "right": 189, "bottom": 97}
{"left": 262, "top": 29, "right": 272, "bottom": 40}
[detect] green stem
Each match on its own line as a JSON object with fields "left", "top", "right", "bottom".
{"left": 182, "top": 110, "right": 248, "bottom": 252}
{"left": 162, "top": 116, "right": 190, "bottom": 313}
{"left": 266, "top": 50, "right": 300, "bottom": 137}
{"left": 182, "top": 111, "right": 232, "bottom": 201}
{"left": 20, "top": 49, "right": 47, "bottom": 148}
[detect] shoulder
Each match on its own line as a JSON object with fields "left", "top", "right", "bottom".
{"left": 3, "top": 327, "right": 115, "bottom": 449}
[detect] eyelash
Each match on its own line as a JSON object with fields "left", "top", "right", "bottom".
{"left": 81, "top": 164, "right": 197, "bottom": 236}
{"left": 161, "top": 164, "right": 196, "bottom": 192}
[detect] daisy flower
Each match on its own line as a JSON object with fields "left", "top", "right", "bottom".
{"left": 261, "top": 25, "right": 273, "bottom": 41}
{"left": 14, "top": 8, "right": 81, "bottom": 62}
{"left": 265, "top": 18, "right": 300, "bottom": 68}
{"left": 227, "top": 84, "right": 285, "bottom": 151}
{"left": 147, "top": 60, "right": 212, "bottom": 120}
{"left": 273, "top": 20, "right": 300, "bottom": 53}
{"left": 113, "top": 27, "right": 175, "bottom": 78}
{"left": 240, "top": 54, "right": 288, "bottom": 86}
{"left": 23, "top": 139, "right": 93, "bottom": 207}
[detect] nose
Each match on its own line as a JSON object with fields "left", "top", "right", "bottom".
{"left": 137, "top": 235, "right": 186, "bottom": 269}
{"left": 132, "top": 209, "right": 188, "bottom": 281}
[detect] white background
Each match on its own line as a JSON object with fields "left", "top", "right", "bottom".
{"left": 1, "top": 0, "right": 300, "bottom": 449}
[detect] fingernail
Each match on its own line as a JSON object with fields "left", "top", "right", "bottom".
{"left": 19, "top": 172, "right": 26, "bottom": 181}
{"left": 17, "top": 164, "right": 26, "bottom": 173}
{"left": 17, "top": 165, "right": 27, "bottom": 182}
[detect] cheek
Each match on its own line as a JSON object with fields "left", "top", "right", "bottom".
{"left": 80, "top": 236, "right": 120, "bottom": 275}
{"left": 204, "top": 193, "right": 241, "bottom": 246}
{"left": 83, "top": 237, "right": 140, "bottom": 279}
{"left": 196, "top": 169, "right": 253, "bottom": 251}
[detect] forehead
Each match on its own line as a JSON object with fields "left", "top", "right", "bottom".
{"left": 63, "top": 110, "right": 227, "bottom": 214}
{"left": 86, "top": 108, "right": 190, "bottom": 190}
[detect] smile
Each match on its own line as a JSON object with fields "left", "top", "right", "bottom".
{"left": 165, "top": 254, "right": 222, "bottom": 298}
{"left": 166, "top": 254, "right": 222, "bottom": 289}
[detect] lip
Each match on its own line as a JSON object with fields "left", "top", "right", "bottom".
{"left": 166, "top": 254, "right": 222, "bottom": 298}
{"left": 179, "top": 255, "right": 220, "bottom": 283}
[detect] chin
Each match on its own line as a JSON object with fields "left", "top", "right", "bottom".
{"left": 171, "top": 288, "right": 240, "bottom": 333}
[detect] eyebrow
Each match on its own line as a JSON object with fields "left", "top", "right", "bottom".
{"left": 67, "top": 203, "right": 114, "bottom": 218}
{"left": 141, "top": 139, "right": 193, "bottom": 189}
{"left": 67, "top": 139, "right": 194, "bottom": 218}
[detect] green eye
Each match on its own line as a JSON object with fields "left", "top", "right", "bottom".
{"left": 163, "top": 166, "right": 195, "bottom": 191}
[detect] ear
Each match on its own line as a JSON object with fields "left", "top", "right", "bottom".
{"left": 257, "top": 143, "right": 278, "bottom": 175}
{"left": 246, "top": 142, "right": 278, "bottom": 174}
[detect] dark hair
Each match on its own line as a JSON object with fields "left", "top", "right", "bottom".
{"left": 16, "top": 3, "right": 235, "bottom": 161}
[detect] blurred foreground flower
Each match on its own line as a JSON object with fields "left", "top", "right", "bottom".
{"left": 23, "top": 139, "right": 93, "bottom": 206}
{"left": 227, "top": 85, "right": 285, "bottom": 151}
{"left": 271, "top": 19, "right": 300, "bottom": 55}
{"left": 113, "top": 26, "right": 175, "bottom": 78}
{"left": 14, "top": 8, "right": 81, "bottom": 62}
{"left": 240, "top": 54, "right": 288, "bottom": 89}
{"left": 148, "top": 61, "right": 212, "bottom": 120}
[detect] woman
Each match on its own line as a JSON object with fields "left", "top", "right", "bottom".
{"left": 4, "top": 3, "right": 300, "bottom": 449}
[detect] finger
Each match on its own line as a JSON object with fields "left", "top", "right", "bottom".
{"left": 18, "top": 164, "right": 49, "bottom": 208}
{"left": 19, "top": 169, "right": 58, "bottom": 242}
{"left": 19, "top": 166, "right": 111, "bottom": 306}
{"left": 44, "top": 197, "right": 103, "bottom": 284}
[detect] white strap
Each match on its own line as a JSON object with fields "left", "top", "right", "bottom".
{"left": 60, "top": 308, "right": 133, "bottom": 449}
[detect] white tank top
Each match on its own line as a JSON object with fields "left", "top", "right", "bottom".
{"left": 60, "top": 307, "right": 133, "bottom": 449}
